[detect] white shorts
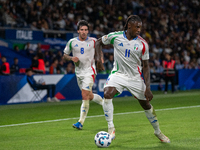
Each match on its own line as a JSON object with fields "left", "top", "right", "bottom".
{"left": 104, "top": 73, "right": 146, "bottom": 100}
{"left": 77, "top": 75, "right": 95, "bottom": 91}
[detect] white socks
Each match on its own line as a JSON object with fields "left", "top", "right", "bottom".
{"left": 79, "top": 100, "right": 89, "bottom": 125}
{"left": 78, "top": 94, "right": 102, "bottom": 125}
{"left": 144, "top": 105, "right": 161, "bottom": 134}
{"left": 103, "top": 98, "right": 114, "bottom": 129}
{"left": 92, "top": 94, "right": 103, "bottom": 105}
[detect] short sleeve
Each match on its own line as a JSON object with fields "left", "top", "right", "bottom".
{"left": 141, "top": 41, "right": 149, "bottom": 60}
{"left": 63, "top": 39, "right": 73, "bottom": 54}
{"left": 102, "top": 35, "right": 110, "bottom": 45}
{"left": 102, "top": 32, "right": 118, "bottom": 45}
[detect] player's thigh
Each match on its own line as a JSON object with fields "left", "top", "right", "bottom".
{"left": 81, "top": 75, "right": 94, "bottom": 91}
{"left": 76, "top": 76, "right": 83, "bottom": 90}
{"left": 127, "top": 79, "right": 146, "bottom": 100}
{"left": 104, "top": 74, "right": 124, "bottom": 97}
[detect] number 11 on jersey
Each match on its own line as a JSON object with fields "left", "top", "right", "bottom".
{"left": 125, "top": 49, "right": 130, "bottom": 57}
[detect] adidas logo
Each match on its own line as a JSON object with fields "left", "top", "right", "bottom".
{"left": 86, "top": 86, "right": 90, "bottom": 89}
{"left": 118, "top": 43, "right": 123, "bottom": 47}
{"left": 74, "top": 44, "right": 78, "bottom": 47}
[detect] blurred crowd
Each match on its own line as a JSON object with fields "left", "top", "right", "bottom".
{"left": 0, "top": 0, "right": 200, "bottom": 76}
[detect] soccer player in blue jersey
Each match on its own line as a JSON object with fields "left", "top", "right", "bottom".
{"left": 63, "top": 20, "right": 103, "bottom": 130}
{"left": 95, "top": 15, "right": 170, "bottom": 143}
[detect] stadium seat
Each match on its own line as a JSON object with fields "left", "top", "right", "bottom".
{"left": 19, "top": 68, "right": 26, "bottom": 74}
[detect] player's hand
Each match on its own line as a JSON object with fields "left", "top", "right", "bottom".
{"left": 96, "top": 61, "right": 105, "bottom": 71}
{"left": 72, "top": 57, "right": 79, "bottom": 63}
{"left": 145, "top": 88, "right": 153, "bottom": 101}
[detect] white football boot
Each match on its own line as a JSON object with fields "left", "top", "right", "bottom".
{"left": 154, "top": 132, "right": 170, "bottom": 143}
{"left": 108, "top": 127, "right": 115, "bottom": 140}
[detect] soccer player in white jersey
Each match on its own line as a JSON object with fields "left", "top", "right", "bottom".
{"left": 95, "top": 15, "right": 170, "bottom": 143}
{"left": 63, "top": 20, "right": 103, "bottom": 130}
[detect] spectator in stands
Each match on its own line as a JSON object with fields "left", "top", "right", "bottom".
{"left": 56, "top": 51, "right": 63, "bottom": 61}
{"left": 1, "top": 0, "right": 200, "bottom": 69}
{"left": 56, "top": 59, "right": 65, "bottom": 74}
{"left": 14, "top": 45, "right": 20, "bottom": 52}
{"left": 2, "top": 8, "right": 17, "bottom": 27}
{"left": 45, "top": 61, "right": 50, "bottom": 73}
{"left": 41, "top": 17, "right": 49, "bottom": 30}
{"left": 162, "top": 53, "right": 176, "bottom": 94}
{"left": 25, "top": 68, "right": 60, "bottom": 102}
{"left": 65, "top": 62, "right": 75, "bottom": 74}
{"left": 44, "top": 51, "right": 51, "bottom": 63}
{"left": 49, "top": 58, "right": 58, "bottom": 74}
{"left": 0, "top": 56, "right": 10, "bottom": 75}
{"left": 10, "top": 57, "right": 20, "bottom": 74}
{"left": 31, "top": 53, "right": 45, "bottom": 74}
{"left": 24, "top": 42, "right": 35, "bottom": 57}
{"left": 104, "top": 54, "right": 114, "bottom": 74}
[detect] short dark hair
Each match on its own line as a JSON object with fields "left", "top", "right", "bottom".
{"left": 77, "top": 20, "right": 89, "bottom": 30}
{"left": 37, "top": 52, "right": 44, "bottom": 59}
{"left": 25, "top": 68, "right": 33, "bottom": 73}
{"left": 124, "top": 15, "right": 142, "bottom": 31}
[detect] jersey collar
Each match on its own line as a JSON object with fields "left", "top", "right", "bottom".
{"left": 77, "top": 37, "right": 88, "bottom": 41}
{"left": 123, "top": 31, "right": 138, "bottom": 40}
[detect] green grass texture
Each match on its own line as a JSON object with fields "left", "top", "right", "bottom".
{"left": 0, "top": 90, "right": 200, "bottom": 150}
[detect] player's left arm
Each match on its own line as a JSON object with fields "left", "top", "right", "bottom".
{"left": 143, "top": 59, "right": 153, "bottom": 101}
{"left": 141, "top": 40, "right": 153, "bottom": 101}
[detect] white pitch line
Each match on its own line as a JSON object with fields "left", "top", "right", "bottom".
{"left": 0, "top": 105, "right": 200, "bottom": 128}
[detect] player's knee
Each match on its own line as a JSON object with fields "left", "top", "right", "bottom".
{"left": 104, "top": 91, "right": 113, "bottom": 99}
{"left": 139, "top": 100, "right": 151, "bottom": 110}
{"left": 143, "top": 104, "right": 151, "bottom": 110}
{"left": 82, "top": 90, "right": 90, "bottom": 100}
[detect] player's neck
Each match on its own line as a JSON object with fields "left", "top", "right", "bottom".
{"left": 126, "top": 31, "right": 137, "bottom": 41}
{"left": 78, "top": 36, "right": 87, "bottom": 41}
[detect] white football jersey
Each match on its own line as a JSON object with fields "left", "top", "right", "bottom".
{"left": 102, "top": 31, "right": 149, "bottom": 79}
{"left": 64, "top": 37, "right": 97, "bottom": 77}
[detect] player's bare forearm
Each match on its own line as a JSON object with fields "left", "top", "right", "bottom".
{"left": 63, "top": 54, "right": 72, "bottom": 61}
{"left": 63, "top": 54, "right": 79, "bottom": 62}
{"left": 95, "top": 38, "right": 105, "bottom": 71}
{"left": 143, "top": 60, "right": 151, "bottom": 89}
{"left": 95, "top": 38, "right": 103, "bottom": 61}
{"left": 142, "top": 60, "right": 153, "bottom": 101}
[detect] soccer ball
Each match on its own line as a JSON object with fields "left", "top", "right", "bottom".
{"left": 94, "top": 131, "right": 112, "bottom": 148}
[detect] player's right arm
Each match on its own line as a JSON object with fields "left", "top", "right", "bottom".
{"left": 95, "top": 32, "right": 115, "bottom": 71}
{"left": 95, "top": 38, "right": 105, "bottom": 71}
{"left": 63, "top": 54, "right": 79, "bottom": 63}
{"left": 63, "top": 39, "right": 79, "bottom": 63}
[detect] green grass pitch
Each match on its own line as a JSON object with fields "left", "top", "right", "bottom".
{"left": 0, "top": 90, "right": 200, "bottom": 150}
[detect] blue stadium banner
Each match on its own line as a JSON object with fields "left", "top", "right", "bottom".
{"left": 5, "top": 29, "right": 44, "bottom": 41}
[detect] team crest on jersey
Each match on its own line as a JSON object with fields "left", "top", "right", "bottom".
{"left": 87, "top": 43, "right": 90, "bottom": 47}
{"left": 134, "top": 44, "right": 139, "bottom": 50}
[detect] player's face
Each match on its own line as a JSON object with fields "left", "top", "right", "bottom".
{"left": 78, "top": 26, "right": 89, "bottom": 41}
{"left": 129, "top": 21, "right": 142, "bottom": 37}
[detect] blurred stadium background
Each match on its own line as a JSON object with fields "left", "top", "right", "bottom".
{"left": 0, "top": 0, "right": 200, "bottom": 104}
